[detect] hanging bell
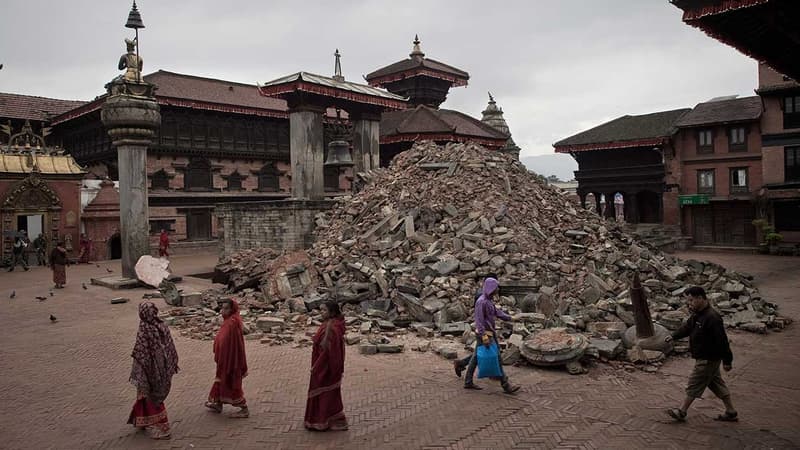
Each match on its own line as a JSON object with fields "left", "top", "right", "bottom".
{"left": 125, "top": 1, "right": 145, "bottom": 29}
{"left": 324, "top": 140, "right": 354, "bottom": 167}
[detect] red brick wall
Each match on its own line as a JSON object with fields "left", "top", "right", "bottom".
{"left": 0, "top": 177, "right": 83, "bottom": 259}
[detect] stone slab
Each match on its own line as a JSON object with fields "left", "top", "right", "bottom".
{"left": 90, "top": 276, "right": 142, "bottom": 290}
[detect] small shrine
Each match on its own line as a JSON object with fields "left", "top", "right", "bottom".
{"left": 0, "top": 120, "right": 85, "bottom": 264}
{"left": 366, "top": 36, "right": 509, "bottom": 165}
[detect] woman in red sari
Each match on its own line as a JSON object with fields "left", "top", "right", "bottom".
{"left": 205, "top": 298, "right": 249, "bottom": 418}
{"left": 158, "top": 229, "right": 170, "bottom": 258}
{"left": 128, "top": 302, "right": 179, "bottom": 440}
{"left": 304, "top": 301, "right": 348, "bottom": 431}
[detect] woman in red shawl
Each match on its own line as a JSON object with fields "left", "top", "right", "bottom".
{"left": 128, "top": 302, "right": 179, "bottom": 440}
{"left": 304, "top": 301, "right": 348, "bottom": 431}
{"left": 158, "top": 229, "right": 170, "bottom": 258}
{"left": 205, "top": 298, "right": 249, "bottom": 418}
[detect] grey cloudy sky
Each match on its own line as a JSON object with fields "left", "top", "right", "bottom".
{"left": 0, "top": 0, "right": 757, "bottom": 158}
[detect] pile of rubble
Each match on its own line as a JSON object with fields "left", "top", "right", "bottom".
{"left": 164, "top": 141, "right": 789, "bottom": 372}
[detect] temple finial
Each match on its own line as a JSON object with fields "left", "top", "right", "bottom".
{"left": 488, "top": 92, "right": 495, "bottom": 103}
{"left": 410, "top": 34, "right": 425, "bottom": 59}
{"left": 333, "top": 49, "right": 344, "bottom": 82}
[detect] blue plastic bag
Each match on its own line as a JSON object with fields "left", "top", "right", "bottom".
{"left": 476, "top": 340, "right": 502, "bottom": 379}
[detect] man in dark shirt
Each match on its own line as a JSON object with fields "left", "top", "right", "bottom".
{"left": 665, "top": 286, "right": 738, "bottom": 422}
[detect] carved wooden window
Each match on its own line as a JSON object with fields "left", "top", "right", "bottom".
{"left": 253, "top": 123, "right": 266, "bottom": 151}
{"left": 222, "top": 123, "right": 234, "bottom": 150}
{"left": 257, "top": 164, "right": 280, "bottom": 192}
{"left": 160, "top": 119, "right": 176, "bottom": 147}
{"left": 177, "top": 119, "right": 191, "bottom": 148}
{"left": 192, "top": 122, "right": 206, "bottom": 149}
{"left": 208, "top": 123, "right": 221, "bottom": 149}
{"left": 185, "top": 158, "right": 212, "bottom": 191}
{"left": 225, "top": 171, "right": 245, "bottom": 191}
{"left": 235, "top": 124, "right": 249, "bottom": 151}
{"left": 151, "top": 169, "right": 170, "bottom": 190}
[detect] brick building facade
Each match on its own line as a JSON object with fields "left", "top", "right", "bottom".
{"left": 44, "top": 71, "right": 351, "bottom": 257}
{"left": 555, "top": 64, "right": 800, "bottom": 248}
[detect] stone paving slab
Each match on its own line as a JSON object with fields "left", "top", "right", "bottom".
{"left": 0, "top": 252, "right": 798, "bottom": 449}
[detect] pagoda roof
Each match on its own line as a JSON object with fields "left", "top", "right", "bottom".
{"left": 52, "top": 70, "right": 299, "bottom": 125}
{"left": 672, "top": 0, "right": 800, "bottom": 81}
{"left": 554, "top": 108, "right": 690, "bottom": 153}
{"left": 674, "top": 95, "right": 762, "bottom": 127}
{"left": 380, "top": 105, "right": 507, "bottom": 148}
{"left": 366, "top": 57, "right": 469, "bottom": 88}
{"left": 0, "top": 92, "right": 86, "bottom": 122}
{"left": 0, "top": 152, "right": 85, "bottom": 176}
{"left": 258, "top": 72, "right": 408, "bottom": 110}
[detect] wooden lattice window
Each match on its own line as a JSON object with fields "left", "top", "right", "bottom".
{"left": 185, "top": 158, "right": 212, "bottom": 191}
{"left": 151, "top": 169, "right": 170, "bottom": 190}
{"left": 257, "top": 164, "right": 280, "bottom": 192}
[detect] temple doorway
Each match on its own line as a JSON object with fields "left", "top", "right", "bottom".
{"left": 109, "top": 233, "right": 122, "bottom": 260}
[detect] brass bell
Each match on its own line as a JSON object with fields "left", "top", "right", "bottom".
{"left": 324, "top": 140, "right": 354, "bottom": 167}
{"left": 125, "top": 1, "right": 145, "bottom": 29}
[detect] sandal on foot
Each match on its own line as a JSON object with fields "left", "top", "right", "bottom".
{"left": 667, "top": 408, "right": 687, "bottom": 422}
{"left": 714, "top": 411, "right": 738, "bottom": 422}
{"left": 503, "top": 384, "right": 521, "bottom": 395}
{"left": 204, "top": 401, "right": 222, "bottom": 413}
{"left": 464, "top": 383, "right": 483, "bottom": 390}
{"left": 229, "top": 409, "right": 249, "bottom": 419}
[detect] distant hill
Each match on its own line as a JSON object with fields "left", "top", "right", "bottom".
{"left": 521, "top": 153, "right": 578, "bottom": 181}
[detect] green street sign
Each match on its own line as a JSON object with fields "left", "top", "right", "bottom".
{"left": 679, "top": 194, "right": 710, "bottom": 206}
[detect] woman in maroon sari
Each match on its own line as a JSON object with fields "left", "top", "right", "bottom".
{"left": 128, "top": 302, "right": 179, "bottom": 440}
{"left": 205, "top": 299, "right": 249, "bottom": 418}
{"left": 304, "top": 301, "right": 348, "bottom": 431}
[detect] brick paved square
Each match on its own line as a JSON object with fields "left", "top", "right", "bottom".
{"left": 0, "top": 252, "right": 797, "bottom": 449}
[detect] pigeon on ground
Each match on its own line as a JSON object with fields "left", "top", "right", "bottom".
{"left": 106, "top": 268, "right": 113, "bottom": 273}
{"left": 35, "top": 296, "right": 47, "bottom": 301}
{"left": 10, "top": 290, "right": 15, "bottom": 299}
{"left": 82, "top": 283, "right": 87, "bottom": 290}
{"left": 49, "top": 315, "right": 57, "bottom": 322}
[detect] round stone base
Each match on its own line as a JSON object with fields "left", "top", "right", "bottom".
{"left": 622, "top": 324, "right": 674, "bottom": 354}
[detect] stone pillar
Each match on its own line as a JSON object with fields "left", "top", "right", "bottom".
{"left": 101, "top": 82, "right": 161, "bottom": 279}
{"left": 351, "top": 112, "right": 381, "bottom": 173}
{"left": 628, "top": 192, "right": 639, "bottom": 224}
{"left": 288, "top": 105, "right": 325, "bottom": 200}
{"left": 604, "top": 193, "right": 616, "bottom": 220}
{"left": 593, "top": 193, "right": 602, "bottom": 216}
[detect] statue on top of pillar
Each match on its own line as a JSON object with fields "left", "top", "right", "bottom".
{"left": 118, "top": 38, "right": 143, "bottom": 82}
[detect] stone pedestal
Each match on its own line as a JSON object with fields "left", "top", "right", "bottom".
{"left": 352, "top": 113, "right": 381, "bottom": 173}
{"left": 288, "top": 106, "right": 325, "bottom": 200}
{"left": 101, "top": 80, "right": 160, "bottom": 279}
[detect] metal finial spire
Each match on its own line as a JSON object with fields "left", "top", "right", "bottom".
{"left": 333, "top": 49, "right": 344, "bottom": 82}
{"left": 125, "top": 1, "right": 145, "bottom": 29}
{"left": 488, "top": 92, "right": 495, "bottom": 103}
{"left": 410, "top": 34, "right": 425, "bottom": 59}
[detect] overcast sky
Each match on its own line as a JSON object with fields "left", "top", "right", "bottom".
{"left": 0, "top": 0, "right": 757, "bottom": 158}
